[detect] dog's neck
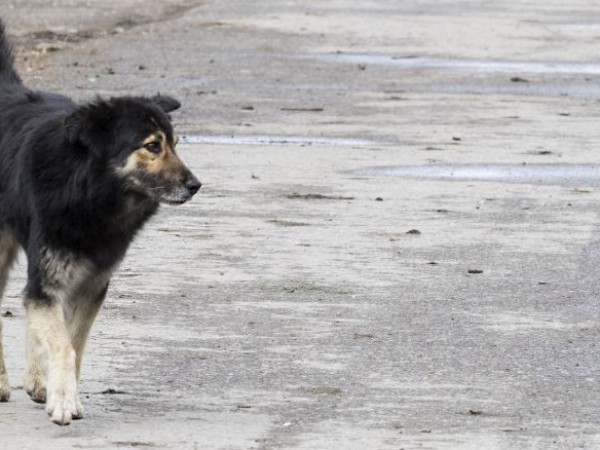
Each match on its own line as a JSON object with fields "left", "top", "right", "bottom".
{"left": 114, "top": 191, "right": 159, "bottom": 233}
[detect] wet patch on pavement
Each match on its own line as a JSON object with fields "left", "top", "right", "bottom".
{"left": 181, "top": 134, "right": 381, "bottom": 147}
{"left": 308, "top": 53, "right": 600, "bottom": 76}
{"left": 351, "top": 164, "right": 600, "bottom": 186}
{"left": 304, "top": 54, "right": 600, "bottom": 98}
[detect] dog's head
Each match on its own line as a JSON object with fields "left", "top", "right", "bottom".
{"left": 65, "top": 95, "right": 201, "bottom": 205}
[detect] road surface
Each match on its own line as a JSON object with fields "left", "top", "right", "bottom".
{"left": 1, "top": 1, "right": 600, "bottom": 448}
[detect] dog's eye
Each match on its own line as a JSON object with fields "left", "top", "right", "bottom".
{"left": 144, "top": 142, "right": 161, "bottom": 154}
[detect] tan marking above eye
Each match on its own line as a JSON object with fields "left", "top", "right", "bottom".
{"left": 141, "top": 132, "right": 165, "bottom": 146}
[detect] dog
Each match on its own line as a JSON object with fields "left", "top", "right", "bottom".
{"left": 0, "top": 21, "right": 201, "bottom": 425}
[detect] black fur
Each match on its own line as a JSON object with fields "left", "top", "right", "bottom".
{"left": 0, "top": 21, "right": 199, "bottom": 302}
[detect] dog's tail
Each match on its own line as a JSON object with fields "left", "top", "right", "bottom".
{"left": 0, "top": 20, "right": 21, "bottom": 85}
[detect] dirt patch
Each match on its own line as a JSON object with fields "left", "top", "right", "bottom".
{"left": 286, "top": 193, "right": 355, "bottom": 201}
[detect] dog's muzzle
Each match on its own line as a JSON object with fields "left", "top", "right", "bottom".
{"left": 160, "top": 174, "right": 201, "bottom": 205}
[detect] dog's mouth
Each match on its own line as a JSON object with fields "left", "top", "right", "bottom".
{"left": 158, "top": 188, "right": 196, "bottom": 205}
{"left": 160, "top": 196, "right": 189, "bottom": 205}
{"left": 159, "top": 178, "right": 201, "bottom": 205}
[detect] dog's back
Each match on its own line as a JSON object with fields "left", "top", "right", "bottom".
{"left": 0, "top": 23, "right": 69, "bottom": 160}
{"left": 0, "top": 22, "right": 78, "bottom": 238}
{"left": 0, "top": 28, "right": 72, "bottom": 112}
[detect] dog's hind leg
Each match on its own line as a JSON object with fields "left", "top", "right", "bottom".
{"left": 0, "top": 231, "right": 18, "bottom": 402}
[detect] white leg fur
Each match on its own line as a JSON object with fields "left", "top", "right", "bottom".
{"left": 24, "top": 324, "right": 48, "bottom": 403}
{"left": 26, "top": 301, "right": 80, "bottom": 425}
{"left": 0, "top": 231, "right": 18, "bottom": 402}
{"left": 66, "top": 294, "right": 105, "bottom": 381}
{"left": 25, "top": 249, "right": 112, "bottom": 424}
{"left": 63, "top": 291, "right": 106, "bottom": 420}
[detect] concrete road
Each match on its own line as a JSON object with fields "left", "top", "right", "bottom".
{"left": 1, "top": 1, "right": 600, "bottom": 448}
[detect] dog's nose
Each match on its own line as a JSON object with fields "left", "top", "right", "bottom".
{"left": 186, "top": 179, "right": 202, "bottom": 195}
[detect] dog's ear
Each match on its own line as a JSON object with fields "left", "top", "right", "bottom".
{"left": 64, "top": 101, "right": 113, "bottom": 149}
{"left": 151, "top": 94, "right": 181, "bottom": 113}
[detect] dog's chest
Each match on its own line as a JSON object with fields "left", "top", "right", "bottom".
{"left": 40, "top": 248, "right": 112, "bottom": 298}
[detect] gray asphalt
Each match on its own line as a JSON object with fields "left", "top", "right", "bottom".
{"left": 1, "top": 1, "right": 600, "bottom": 449}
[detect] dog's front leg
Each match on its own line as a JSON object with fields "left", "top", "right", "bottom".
{"left": 65, "top": 282, "right": 108, "bottom": 382}
{"left": 25, "top": 299, "right": 81, "bottom": 425}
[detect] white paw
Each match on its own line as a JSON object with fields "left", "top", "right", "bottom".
{"left": 46, "top": 388, "right": 81, "bottom": 425}
{"left": 0, "top": 373, "right": 10, "bottom": 402}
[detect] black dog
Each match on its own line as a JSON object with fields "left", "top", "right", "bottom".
{"left": 0, "top": 21, "right": 200, "bottom": 424}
